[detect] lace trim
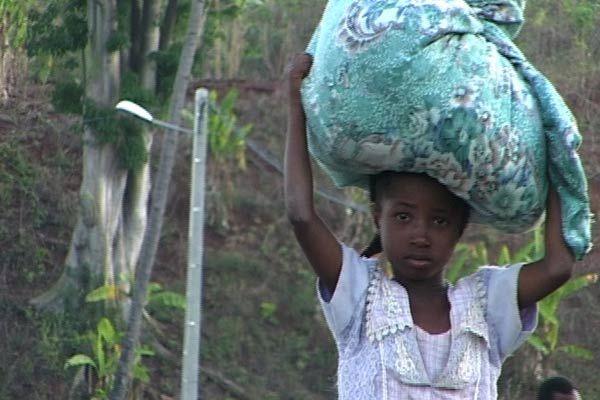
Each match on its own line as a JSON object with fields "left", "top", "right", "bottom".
{"left": 365, "top": 266, "right": 412, "bottom": 343}
{"left": 455, "top": 271, "right": 489, "bottom": 343}
{"left": 435, "top": 271, "right": 490, "bottom": 388}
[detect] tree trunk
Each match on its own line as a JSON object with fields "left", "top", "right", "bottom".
{"left": 225, "top": 18, "right": 244, "bottom": 78}
{"left": 31, "top": 0, "right": 150, "bottom": 319}
{"left": 32, "top": 0, "right": 121, "bottom": 309}
{"left": 0, "top": 10, "right": 26, "bottom": 103}
{"left": 129, "top": 0, "right": 143, "bottom": 72}
{"left": 109, "top": 1, "right": 208, "bottom": 398}
{"left": 140, "top": 0, "right": 161, "bottom": 89}
{"left": 157, "top": 0, "right": 178, "bottom": 91}
{"left": 159, "top": 0, "right": 179, "bottom": 51}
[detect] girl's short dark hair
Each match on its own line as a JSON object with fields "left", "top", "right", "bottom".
{"left": 537, "top": 376, "right": 578, "bottom": 400}
{"left": 360, "top": 172, "right": 470, "bottom": 258}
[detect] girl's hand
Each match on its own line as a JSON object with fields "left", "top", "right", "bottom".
{"left": 286, "top": 53, "right": 313, "bottom": 97}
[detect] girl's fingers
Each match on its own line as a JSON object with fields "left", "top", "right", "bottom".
{"left": 288, "top": 53, "right": 313, "bottom": 79}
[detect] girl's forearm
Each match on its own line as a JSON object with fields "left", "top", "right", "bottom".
{"left": 543, "top": 189, "right": 575, "bottom": 277}
{"left": 284, "top": 94, "right": 315, "bottom": 222}
{"left": 518, "top": 189, "right": 575, "bottom": 308}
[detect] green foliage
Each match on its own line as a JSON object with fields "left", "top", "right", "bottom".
{"left": 0, "top": 0, "right": 32, "bottom": 47}
{"left": 50, "top": 73, "right": 157, "bottom": 172}
{"left": 562, "top": 0, "right": 600, "bottom": 35}
{"left": 446, "top": 242, "right": 488, "bottom": 284}
{"left": 52, "top": 81, "right": 84, "bottom": 114}
{"left": 0, "top": 142, "right": 38, "bottom": 207}
{"left": 61, "top": 281, "right": 182, "bottom": 397}
{"left": 26, "top": 0, "right": 87, "bottom": 57}
{"left": 530, "top": 274, "right": 597, "bottom": 359}
{"left": 153, "top": 43, "right": 183, "bottom": 98}
{"left": 21, "top": 0, "right": 162, "bottom": 176}
{"left": 65, "top": 317, "right": 154, "bottom": 399}
{"left": 202, "top": 0, "right": 326, "bottom": 79}
{"left": 120, "top": 72, "right": 159, "bottom": 110}
{"left": 203, "top": 250, "right": 336, "bottom": 398}
{"left": 207, "top": 89, "right": 251, "bottom": 167}
{"left": 106, "top": 30, "right": 129, "bottom": 53}
{"left": 183, "top": 89, "right": 252, "bottom": 230}
{"left": 147, "top": 282, "right": 186, "bottom": 311}
{"left": 22, "top": 0, "right": 159, "bottom": 175}
{"left": 86, "top": 284, "right": 124, "bottom": 303}
{"left": 83, "top": 101, "right": 149, "bottom": 172}
{"left": 86, "top": 280, "right": 186, "bottom": 312}
{"left": 0, "top": 141, "right": 54, "bottom": 284}
{"left": 0, "top": 294, "right": 107, "bottom": 399}
{"left": 260, "top": 302, "right": 278, "bottom": 324}
{"left": 72, "top": 279, "right": 168, "bottom": 394}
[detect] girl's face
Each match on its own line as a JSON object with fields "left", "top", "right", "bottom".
{"left": 372, "top": 173, "right": 467, "bottom": 284}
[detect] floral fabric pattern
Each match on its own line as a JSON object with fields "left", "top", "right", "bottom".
{"left": 303, "top": 0, "right": 591, "bottom": 259}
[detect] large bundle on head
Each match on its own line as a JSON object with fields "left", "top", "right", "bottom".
{"left": 303, "top": 0, "right": 592, "bottom": 259}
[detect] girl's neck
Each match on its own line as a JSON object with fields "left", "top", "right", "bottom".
{"left": 397, "top": 278, "right": 451, "bottom": 334}
{"left": 394, "top": 276, "right": 448, "bottom": 297}
{"left": 404, "top": 281, "right": 449, "bottom": 310}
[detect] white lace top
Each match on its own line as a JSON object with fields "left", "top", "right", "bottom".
{"left": 318, "top": 244, "right": 538, "bottom": 400}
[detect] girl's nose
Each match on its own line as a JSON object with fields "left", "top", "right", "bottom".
{"left": 410, "top": 221, "right": 431, "bottom": 247}
{"left": 410, "top": 235, "right": 431, "bottom": 248}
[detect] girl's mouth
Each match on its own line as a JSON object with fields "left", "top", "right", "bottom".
{"left": 405, "top": 256, "right": 432, "bottom": 268}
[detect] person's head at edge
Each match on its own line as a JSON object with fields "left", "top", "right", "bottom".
{"left": 537, "top": 376, "right": 581, "bottom": 400}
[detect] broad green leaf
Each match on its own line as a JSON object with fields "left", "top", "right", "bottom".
{"left": 513, "top": 239, "right": 536, "bottom": 263}
{"left": 533, "top": 228, "right": 544, "bottom": 258}
{"left": 556, "top": 273, "right": 597, "bottom": 298}
{"left": 147, "top": 282, "right": 163, "bottom": 294}
{"left": 65, "top": 354, "right": 96, "bottom": 370}
{"left": 474, "top": 242, "right": 489, "bottom": 266}
{"left": 548, "top": 324, "right": 559, "bottom": 350}
{"left": 97, "top": 318, "right": 116, "bottom": 345}
{"left": 496, "top": 245, "right": 512, "bottom": 266}
{"left": 558, "top": 345, "right": 595, "bottom": 360}
{"left": 86, "top": 285, "right": 120, "bottom": 302}
{"left": 150, "top": 291, "right": 186, "bottom": 310}
{"left": 133, "top": 364, "right": 151, "bottom": 383}
{"left": 527, "top": 335, "right": 549, "bottom": 355}
{"left": 96, "top": 332, "right": 105, "bottom": 377}
{"left": 447, "top": 246, "right": 470, "bottom": 283}
{"left": 537, "top": 299, "right": 559, "bottom": 324}
{"left": 137, "top": 347, "right": 155, "bottom": 357}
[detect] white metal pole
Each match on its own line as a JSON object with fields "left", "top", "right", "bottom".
{"left": 180, "top": 88, "right": 209, "bottom": 400}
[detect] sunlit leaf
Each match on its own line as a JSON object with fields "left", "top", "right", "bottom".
{"left": 86, "top": 284, "right": 120, "bottom": 302}
{"left": 527, "top": 335, "right": 549, "bottom": 355}
{"left": 558, "top": 345, "right": 595, "bottom": 360}
{"left": 64, "top": 354, "right": 97, "bottom": 370}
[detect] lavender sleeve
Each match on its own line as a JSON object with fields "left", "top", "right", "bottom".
{"left": 317, "top": 244, "right": 371, "bottom": 338}
{"left": 484, "top": 264, "right": 538, "bottom": 360}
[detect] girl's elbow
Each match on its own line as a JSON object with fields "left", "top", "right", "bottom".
{"left": 548, "top": 259, "right": 575, "bottom": 285}
{"left": 285, "top": 202, "right": 315, "bottom": 225}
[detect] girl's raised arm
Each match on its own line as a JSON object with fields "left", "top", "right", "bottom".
{"left": 284, "top": 53, "right": 342, "bottom": 292}
{"left": 518, "top": 188, "right": 576, "bottom": 308}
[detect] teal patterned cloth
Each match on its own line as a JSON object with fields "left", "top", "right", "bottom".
{"left": 303, "top": 0, "right": 592, "bottom": 259}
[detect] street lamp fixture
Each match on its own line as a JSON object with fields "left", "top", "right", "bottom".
{"left": 116, "top": 100, "right": 193, "bottom": 134}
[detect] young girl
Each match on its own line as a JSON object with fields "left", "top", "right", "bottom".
{"left": 284, "top": 53, "right": 576, "bottom": 399}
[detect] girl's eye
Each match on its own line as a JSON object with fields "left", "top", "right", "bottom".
{"left": 434, "top": 217, "right": 449, "bottom": 226}
{"left": 395, "top": 212, "right": 409, "bottom": 221}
